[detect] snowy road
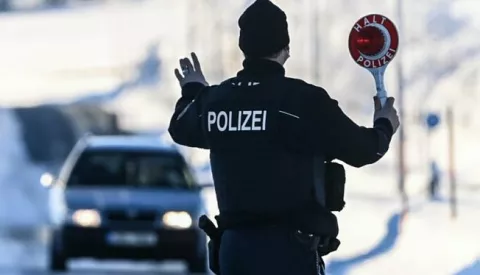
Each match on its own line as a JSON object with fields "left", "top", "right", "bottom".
{"left": 0, "top": 228, "right": 200, "bottom": 275}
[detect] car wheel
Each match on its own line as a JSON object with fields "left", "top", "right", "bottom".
{"left": 188, "top": 254, "right": 208, "bottom": 274}
{"left": 49, "top": 233, "right": 68, "bottom": 272}
{"left": 49, "top": 248, "right": 68, "bottom": 272}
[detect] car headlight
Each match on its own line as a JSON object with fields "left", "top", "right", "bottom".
{"left": 72, "top": 209, "right": 101, "bottom": 227}
{"left": 162, "top": 211, "right": 192, "bottom": 229}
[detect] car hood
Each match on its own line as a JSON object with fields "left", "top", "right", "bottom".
{"left": 65, "top": 187, "right": 203, "bottom": 212}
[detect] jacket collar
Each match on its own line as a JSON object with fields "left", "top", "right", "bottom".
{"left": 237, "top": 58, "right": 286, "bottom": 78}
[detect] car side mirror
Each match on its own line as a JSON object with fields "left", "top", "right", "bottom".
{"left": 40, "top": 172, "right": 57, "bottom": 188}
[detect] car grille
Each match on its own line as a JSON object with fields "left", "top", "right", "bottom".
{"left": 105, "top": 209, "right": 157, "bottom": 222}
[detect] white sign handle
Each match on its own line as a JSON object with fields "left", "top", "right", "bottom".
{"left": 369, "top": 67, "right": 388, "bottom": 107}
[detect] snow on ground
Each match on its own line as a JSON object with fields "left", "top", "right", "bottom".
{"left": 321, "top": 166, "right": 480, "bottom": 275}
{"left": 330, "top": 195, "right": 479, "bottom": 274}
{"left": 0, "top": 108, "right": 50, "bottom": 227}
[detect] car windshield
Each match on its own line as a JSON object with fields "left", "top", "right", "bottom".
{"left": 66, "top": 149, "right": 196, "bottom": 189}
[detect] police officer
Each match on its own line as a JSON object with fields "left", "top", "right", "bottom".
{"left": 169, "top": 0, "right": 400, "bottom": 274}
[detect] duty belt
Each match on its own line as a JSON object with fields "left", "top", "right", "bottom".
{"left": 199, "top": 215, "right": 340, "bottom": 256}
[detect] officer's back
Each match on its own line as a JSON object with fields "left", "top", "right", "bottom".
{"left": 168, "top": 1, "right": 399, "bottom": 274}
{"left": 205, "top": 58, "right": 339, "bottom": 236}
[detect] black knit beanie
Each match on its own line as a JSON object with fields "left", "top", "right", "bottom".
{"left": 238, "top": 0, "right": 290, "bottom": 58}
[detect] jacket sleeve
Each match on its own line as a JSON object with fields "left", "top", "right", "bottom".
{"left": 301, "top": 85, "right": 394, "bottom": 168}
{"left": 168, "top": 82, "right": 211, "bottom": 149}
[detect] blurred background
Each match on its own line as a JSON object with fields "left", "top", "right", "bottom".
{"left": 0, "top": 0, "right": 478, "bottom": 274}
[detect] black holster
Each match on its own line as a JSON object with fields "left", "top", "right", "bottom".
{"left": 294, "top": 230, "right": 341, "bottom": 257}
{"left": 317, "top": 236, "right": 341, "bottom": 256}
{"left": 198, "top": 215, "right": 222, "bottom": 275}
{"left": 324, "top": 161, "right": 346, "bottom": 212}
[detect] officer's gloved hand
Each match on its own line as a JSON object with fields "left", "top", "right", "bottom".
{"left": 373, "top": 96, "right": 400, "bottom": 134}
{"left": 174, "top": 52, "right": 209, "bottom": 87}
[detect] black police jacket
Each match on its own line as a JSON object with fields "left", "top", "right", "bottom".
{"left": 169, "top": 59, "right": 393, "bottom": 237}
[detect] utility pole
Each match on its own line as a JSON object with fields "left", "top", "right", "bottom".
{"left": 446, "top": 107, "right": 457, "bottom": 219}
{"left": 396, "top": 0, "right": 408, "bottom": 213}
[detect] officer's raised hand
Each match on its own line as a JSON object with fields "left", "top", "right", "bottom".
{"left": 373, "top": 96, "right": 400, "bottom": 134}
{"left": 174, "top": 52, "right": 209, "bottom": 87}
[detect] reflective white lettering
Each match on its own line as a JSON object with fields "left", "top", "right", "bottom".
{"left": 363, "top": 59, "right": 372, "bottom": 67}
{"left": 355, "top": 16, "right": 388, "bottom": 34}
{"left": 358, "top": 47, "right": 397, "bottom": 68}
{"left": 237, "top": 110, "right": 242, "bottom": 129}
{"left": 354, "top": 23, "right": 362, "bottom": 32}
{"left": 207, "top": 110, "right": 268, "bottom": 132}
{"left": 381, "top": 17, "right": 387, "bottom": 25}
{"left": 381, "top": 56, "right": 387, "bottom": 65}
{"left": 241, "top": 111, "right": 252, "bottom": 131}
{"left": 217, "top": 111, "right": 228, "bottom": 132}
{"left": 363, "top": 17, "right": 370, "bottom": 26}
{"left": 208, "top": 112, "right": 216, "bottom": 132}
{"left": 262, "top": 111, "right": 267, "bottom": 130}
{"left": 252, "top": 110, "right": 263, "bottom": 131}
{"left": 228, "top": 111, "right": 237, "bottom": 131}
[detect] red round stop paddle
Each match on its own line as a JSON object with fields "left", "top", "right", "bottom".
{"left": 348, "top": 14, "right": 399, "bottom": 106}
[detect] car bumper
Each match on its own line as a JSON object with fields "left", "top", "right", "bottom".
{"left": 61, "top": 225, "right": 206, "bottom": 261}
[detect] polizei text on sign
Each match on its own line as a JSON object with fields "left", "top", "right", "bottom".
{"left": 207, "top": 110, "right": 267, "bottom": 132}
{"left": 356, "top": 48, "right": 396, "bottom": 68}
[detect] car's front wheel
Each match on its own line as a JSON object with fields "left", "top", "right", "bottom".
{"left": 49, "top": 231, "right": 68, "bottom": 272}
{"left": 188, "top": 254, "right": 208, "bottom": 274}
